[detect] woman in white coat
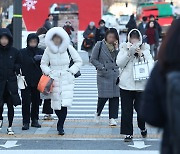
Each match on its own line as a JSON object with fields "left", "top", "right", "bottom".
{"left": 36, "top": 27, "right": 54, "bottom": 121}
{"left": 116, "top": 29, "right": 153, "bottom": 142}
{"left": 40, "top": 27, "right": 83, "bottom": 135}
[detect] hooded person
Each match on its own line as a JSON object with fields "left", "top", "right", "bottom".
{"left": 20, "top": 33, "right": 44, "bottom": 130}
{"left": 0, "top": 28, "right": 21, "bottom": 135}
{"left": 116, "top": 29, "right": 153, "bottom": 142}
{"left": 40, "top": 27, "right": 83, "bottom": 135}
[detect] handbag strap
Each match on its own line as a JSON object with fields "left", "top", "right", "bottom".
{"left": 97, "top": 41, "right": 103, "bottom": 60}
{"left": 119, "top": 57, "right": 132, "bottom": 78}
{"left": 67, "top": 48, "right": 72, "bottom": 60}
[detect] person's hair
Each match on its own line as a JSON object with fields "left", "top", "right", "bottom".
{"left": 146, "top": 21, "right": 156, "bottom": 29}
{"left": 158, "top": 19, "right": 180, "bottom": 72}
{"left": 149, "top": 14, "right": 155, "bottom": 19}
{"left": 105, "top": 28, "right": 119, "bottom": 44}
{"left": 36, "top": 27, "right": 47, "bottom": 36}
{"left": 129, "top": 30, "right": 140, "bottom": 39}
{"left": 99, "top": 19, "right": 105, "bottom": 25}
{"left": 142, "top": 16, "right": 147, "bottom": 22}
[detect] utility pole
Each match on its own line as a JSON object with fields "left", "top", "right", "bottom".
{"left": 13, "top": 0, "right": 22, "bottom": 49}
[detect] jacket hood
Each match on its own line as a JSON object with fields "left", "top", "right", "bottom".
{"left": 27, "top": 33, "right": 39, "bottom": 47}
{"left": 0, "top": 28, "right": 13, "bottom": 47}
{"left": 45, "top": 27, "right": 70, "bottom": 54}
{"left": 127, "top": 29, "right": 142, "bottom": 46}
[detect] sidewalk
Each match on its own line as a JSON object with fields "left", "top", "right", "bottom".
{"left": 0, "top": 118, "right": 161, "bottom": 139}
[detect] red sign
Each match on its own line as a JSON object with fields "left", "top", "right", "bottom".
{"left": 22, "top": 0, "right": 102, "bottom": 31}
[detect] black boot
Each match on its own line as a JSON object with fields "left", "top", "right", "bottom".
{"left": 31, "top": 120, "right": 41, "bottom": 128}
{"left": 124, "top": 135, "right": 133, "bottom": 142}
{"left": 58, "top": 128, "right": 65, "bottom": 136}
{"left": 141, "top": 129, "right": 147, "bottom": 138}
{"left": 22, "top": 123, "right": 29, "bottom": 130}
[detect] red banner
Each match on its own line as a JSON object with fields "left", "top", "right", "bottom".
{"left": 22, "top": 0, "right": 102, "bottom": 31}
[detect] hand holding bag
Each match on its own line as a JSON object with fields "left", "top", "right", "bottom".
{"left": 37, "top": 75, "right": 54, "bottom": 95}
{"left": 67, "top": 49, "right": 81, "bottom": 78}
{"left": 17, "top": 69, "right": 27, "bottom": 89}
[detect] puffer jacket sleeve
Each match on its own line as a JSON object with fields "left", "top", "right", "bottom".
{"left": 68, "top": 45, "right": 83, "bottom": 75}
{"left": 141, "top": 43, "right": 154, "bottom": 61}
{"left": 116, "top": 42, "right": 131, "bottom": 69}
{"left": 40, "top": 48, "right": 51, "bottom": 75}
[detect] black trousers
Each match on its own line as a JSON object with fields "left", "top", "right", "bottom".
{"left": 55, "top": 107, "right": 67, "bottom": 131}
{"left": 120, "top": 89, "right": 146, "bottom": 135}
{"left": 0, "top": 85, "right": 14, "bottom": 127}
{"left": 21, "top": 87, "right": 40, "bottom": 124}
{"left": 42, "top": 99, "right": 53, "bottom": 114}
{"left": 97, "top": 97, "right": 119, "bottom": 119}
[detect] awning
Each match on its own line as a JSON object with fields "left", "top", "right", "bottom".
{"left": 158, "top": 16, "right": 174, "bottom": 26}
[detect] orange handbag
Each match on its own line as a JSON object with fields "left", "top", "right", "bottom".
{"left": 37, "top": 75, "right": 54, "bottom": 95}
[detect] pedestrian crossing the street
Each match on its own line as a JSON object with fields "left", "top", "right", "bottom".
{"left": 2, "top": 65, "right": 108, "bottom": 119}
{"left": 3, "top": 65, "right": 137, "bottom": 120}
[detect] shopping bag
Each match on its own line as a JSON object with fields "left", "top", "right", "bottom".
{"left": 17, "top": 69, "right": 27, "bottom": 89}
{"left": 37, "top": 75, "right": 54, "bottom": 95}
{"left": 133, "top": 60, "right": 154, "bottom": 81}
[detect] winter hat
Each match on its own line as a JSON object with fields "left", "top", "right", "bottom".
{"left": 89, "top": 21, "right": 95, "bottom": 27}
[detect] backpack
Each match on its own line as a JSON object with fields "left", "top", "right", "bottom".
{"left": 166, "top": 71, "right": 180, "bottom": 154}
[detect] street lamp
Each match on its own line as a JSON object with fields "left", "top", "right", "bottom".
{"left": 13, "top": 0, "right": 22, "bottom": 49}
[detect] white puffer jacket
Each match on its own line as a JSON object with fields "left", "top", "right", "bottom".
{"left": 40, "top": 27, "right": 83, "bottom": 110}
{"left": 116, "top": 29, "right": 154, "bottom": 91}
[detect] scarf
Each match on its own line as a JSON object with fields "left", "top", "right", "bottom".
{"left": 104, "top": 40, "right": 115, "bottom": 52}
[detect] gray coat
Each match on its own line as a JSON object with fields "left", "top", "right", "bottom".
{"left": 90, "top": 41, "right": 120, "bottom": 98}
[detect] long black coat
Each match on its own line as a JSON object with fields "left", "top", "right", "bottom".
{"left": 141, "top": 63, "right": 172, "bottom": 154}
{"left": 21, "top": 47, "right": 44, "bottom": 88}
{"left": 126, "top": 15, "right": 137, "bottom": 34}
{"left": 0, "top": 28, "right": 21, "bottom": 106}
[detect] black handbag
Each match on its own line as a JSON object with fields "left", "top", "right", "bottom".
{"left": 67, "top": 49, "right": 81, "bottom": 78}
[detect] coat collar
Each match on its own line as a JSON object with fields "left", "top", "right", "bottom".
{"left": 101, "top": 41, "right": 114, "bottom": 61}
{"left": 45, "top": 27, "right": 70, "bottom": 54}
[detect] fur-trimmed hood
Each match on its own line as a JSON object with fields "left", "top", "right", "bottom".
{"left": 127, "top": 29, "right": 143, "bottom": 47}
{"left": 45, "top": 27, "right": 70, "bottom": 54}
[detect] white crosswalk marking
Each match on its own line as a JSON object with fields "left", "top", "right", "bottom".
{"left": 3, "top": 65, "right": 137, "bottom": 119}
{"left": 0, "top": 150, "right": 159, "bottom": 154}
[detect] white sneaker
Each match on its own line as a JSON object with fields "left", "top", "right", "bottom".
{"left": 109, "top": 118, "right": 117, "bottom": 126}
{"left": 7, "top": 127, "right": 14, "bottom": 135}
{"left": 44, "top": 114, "right": 54, "bottom": 120}
{"left": 94, "top": 112, "right": 100, "bottom": 123}
{"left": 0, "top": 120, "right": 3, "bottom": 129}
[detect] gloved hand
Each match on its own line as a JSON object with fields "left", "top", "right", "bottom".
{"left": 128, "top": 45, "right": 136, "bottom": 56}
{"left": 34, "top": 55, "right": 42, "bottom": 61}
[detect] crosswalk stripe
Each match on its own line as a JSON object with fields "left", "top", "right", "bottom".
{"left": 3, "top": 65, "right": 126, "bottom": 120}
